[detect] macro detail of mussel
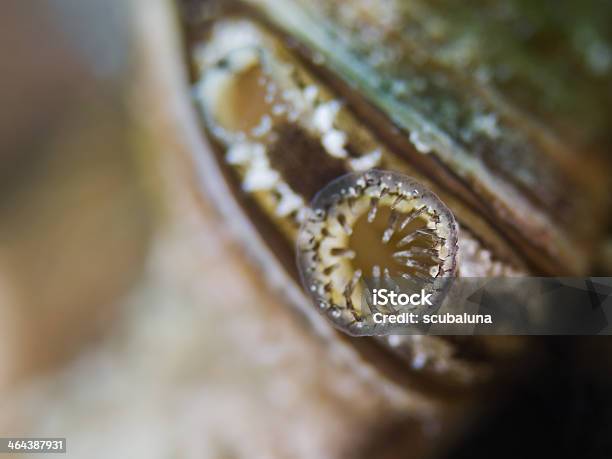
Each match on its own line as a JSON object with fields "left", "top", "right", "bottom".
{"left": 188, "top": 12, "right": 535, "bottom": 383}
{"left": 179, "top": 0, "right": 612, "bottom": 435}
{"left": 3, "top": 2, "right": 612, "bottom": 459}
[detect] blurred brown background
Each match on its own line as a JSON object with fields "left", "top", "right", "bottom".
{"left": 0, "top": 2, "right": 438, "bottom": 458}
